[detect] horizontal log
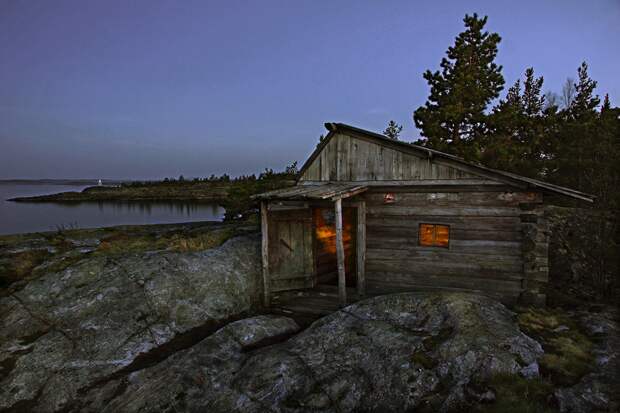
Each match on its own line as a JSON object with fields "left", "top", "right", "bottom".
{"left": 362, "top": 185, "right": 519, "bottom": 193}
{"left": 367, "top": 226, "right": 522, "bottom": 242}
{"left": 362, "top": 191, "right": 541, "bottom": 207}
{"left": 367, "top": 205, "right": 521, "bottom": 217}
{"left": 366, "top": 258, "right": 523, "bottom": 274}
{"left": 367, "top": 248, "right": 523, "bottom": 264}
{"left": 302, "top": 179, "right": 505, "bottom": 186}
{"left": 367, "top": 215, "right": 522, "bottom": 231}
{"left": 366, "top": 238, "right": 522, "bottom": 256}
{"left": 366, "top": 272, "right": 523, "bottom": 293}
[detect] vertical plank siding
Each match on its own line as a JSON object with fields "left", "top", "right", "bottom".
{"left": 300, "top": 133, "right": 480, "bottom": 182}
{"left": 267, "top": 209, "right": 315, "bottom": 293}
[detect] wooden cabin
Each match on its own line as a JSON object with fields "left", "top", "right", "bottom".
{"left": 254, "top": 123, "right": 594, "bottom": 314}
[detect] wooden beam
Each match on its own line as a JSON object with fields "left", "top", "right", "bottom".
{"left": 327, "top": 186, "right": 368, "bottom": 201}
{"left": 334, "top": 198, "right": 347, "bottom": 306}
{"left": 300, "top": 179, "right": 505, "bottom": 187}
{"left": 357, "top": 200, "right": 366, "bottom": 298}
{"left": 260, "top": 201, "right": 270, "bottom": 307}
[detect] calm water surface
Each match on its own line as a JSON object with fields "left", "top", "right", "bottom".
{"left": 0, "top": 183, "right": 225, "bottom": 235}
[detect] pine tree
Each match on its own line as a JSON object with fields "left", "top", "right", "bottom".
{"left": 484, "top": 67, "right": 549, "bottom": 177}
{"left": 383, "top": 120, "right": 403, "bottom": 140}
{"left": 569, "top": 62, "right": 600, "bottom": 119}
{"left": 601, "top": 93, "right": 611, "bottom": 112}
{"left": 522, "top": 67, "right": 545, "bottom": 116}
{"left": 413, "top": 13, "right": 504, "bottom": 161}
{"left": 550, "top": 62, "right": 601, "bottom": 191}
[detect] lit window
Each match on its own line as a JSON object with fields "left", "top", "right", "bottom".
{"left": 419, "top": 224, "right": 450, "bottom": 248}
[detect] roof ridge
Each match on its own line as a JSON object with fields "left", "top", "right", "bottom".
{"left": 298, "top": 122, "right": 595, "bottom": 203}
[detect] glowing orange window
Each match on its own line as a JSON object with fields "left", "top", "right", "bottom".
{"left": 419, "top": 224, "right": 450, "bottom": 248}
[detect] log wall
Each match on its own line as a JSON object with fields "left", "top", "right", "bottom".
{"left": 360, "top": 187, "right": 547, "bottom": 304}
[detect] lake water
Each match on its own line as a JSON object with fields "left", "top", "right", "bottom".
{"left": 0, "top": 182, "right": 225, "bottom": 235}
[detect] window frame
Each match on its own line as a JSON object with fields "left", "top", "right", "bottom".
{"left": 418, "top": 223, "right": 451, "bottom": 248}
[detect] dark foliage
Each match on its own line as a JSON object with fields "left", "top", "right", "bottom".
{"left": 413, "top": 13, "right": 504, "bottom": 161}
{"left": 414, "top": 14, "right": 620, "bottom": 300}
{"left": 383, "top": 120, "right": 403, "bottom": 140}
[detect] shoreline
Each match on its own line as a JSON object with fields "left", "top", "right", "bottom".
{"left": 7, "top": 178, "right": 295, "bottom": 204}
{"left": 7, "top": 185, "right": 229, "bottom": 203}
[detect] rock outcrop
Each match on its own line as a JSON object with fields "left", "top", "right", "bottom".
{"left": 554, "top": 309, "right": 620, "bottom": 413}
{"left": 77, "top": 293, "right": 544, "bottom": 413}
{"left": 0, "top": 234, "right": 262, "bottom": 412}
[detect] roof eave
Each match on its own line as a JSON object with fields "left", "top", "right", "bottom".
{"left": 326, "top": 122, "right": 596, "bottom": 203}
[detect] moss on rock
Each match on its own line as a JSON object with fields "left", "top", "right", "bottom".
{"left": 474, "top": 373, "right": 555, "bottom": 413}
{"left": 517, "top": 308, "right": 594, "bottom": 386}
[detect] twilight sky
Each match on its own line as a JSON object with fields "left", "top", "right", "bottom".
{"left": 1, "top": 0, "right": 619, "bottom": 180}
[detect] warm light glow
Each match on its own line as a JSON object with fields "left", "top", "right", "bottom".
{"left": 435, "top": 225, "right": 450, "bottom": 247}
{"left": 419, "top": 223, "right": 449, "bottom": 247}
{"left": 419, "top": 224, "right": 435, "bottom": 246}
{"left": 314, "top": 208, "right": 352, "bottom": 255}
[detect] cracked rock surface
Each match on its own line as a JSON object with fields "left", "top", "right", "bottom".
{"left": 0, "top": 234, "right": 261, "bottom": 412}
{"left": 78, "top": 293, "right": 543, "bottom": 413}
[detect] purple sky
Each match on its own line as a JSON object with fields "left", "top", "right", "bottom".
{"left": 1, "top": 0, "right": 619, "bottom": 180}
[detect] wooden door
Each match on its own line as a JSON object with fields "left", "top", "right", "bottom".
{"left": 268, "top": 207, "right": 314, "bottom": 292}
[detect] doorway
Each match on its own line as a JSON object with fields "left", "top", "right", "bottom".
{"left": 312, "top": 206, "right": 357, "bottom": 288}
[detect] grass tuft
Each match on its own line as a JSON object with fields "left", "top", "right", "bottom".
{"left": 0, "top": 249, "right": 51, "bottom": 289}
{"left": 474, "top": 373, "right": 555, "bottom": 413}
{"left": 517, "top": 308, "right": 594, "bottom": 386}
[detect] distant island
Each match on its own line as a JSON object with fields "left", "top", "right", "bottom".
{"left": 8, "top": 181, "right": 228, "bottom": 203}
{"left": 0, "top": 178, "right": 127, "bottom": 186}
{"left": 6, "top": 169, "right": 297, "bottom": 220}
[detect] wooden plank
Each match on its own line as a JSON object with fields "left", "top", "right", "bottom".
{"left": 261, "top": 202, "right": 270, "bottom": 307}
{"left": 366, "top": 258, "right": 523, "bottom": 275}
{"left": 367, "top": 215, "right": 522, "bottom": 232}
{"left": 361, "top": 191, "right": 541, "bottom": 207}
{"left": 367, "top": 225, "right": 522, "bottom": 242}
{"left": 366, "top": 238, "right": 523, "bottom": 256}
{"left": 367, "top": 205, "right": 521, "bottom": 217}
{"left": 300, "top": 179, "right": 504, "bottom": 186}
{"left": 334, "top": 198, "right": 347, "bottom": 306}
{"left": 366, "top": 246, "right": 524, "bottom": 265}
{"left": 327, "top": 186, "right": 368, "bottom": 201}
{"left": 357, "top": 201, "right": 366, "bottom": 298}
{"left": 366, "top": 271, "right": 523, "bottom": 293}
{"left": 328, "top": 135, "right": 338, "bottom": 181}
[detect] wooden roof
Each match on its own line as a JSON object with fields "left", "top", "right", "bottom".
{"left": 297, "top": 122, "right": 595, "bottom": 203}
{"left": 252, "top": 183, "right": 367, "bottom": 201}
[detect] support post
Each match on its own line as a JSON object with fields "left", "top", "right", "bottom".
{"left": 356, "top": 201, "right": 366, "bottom": 298}
{"left": 334, "top": 198, "right": 347, "bottom": 306}
{"left": 260, "top": 201, "right": 270, "bottom": 307}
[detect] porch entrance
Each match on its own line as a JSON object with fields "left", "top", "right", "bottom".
{"left": 313, "top": 206, "right": 357, "bottom": 288}
{"left": 255, "top": 183, "right": 368, "bottom": 316}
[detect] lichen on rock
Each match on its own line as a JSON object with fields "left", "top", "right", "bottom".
{"left": 0, "top": 234, "right": 262, "bottom": 412}
{"left": 74, "top": 293, "right": 545, "bottom": 413}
